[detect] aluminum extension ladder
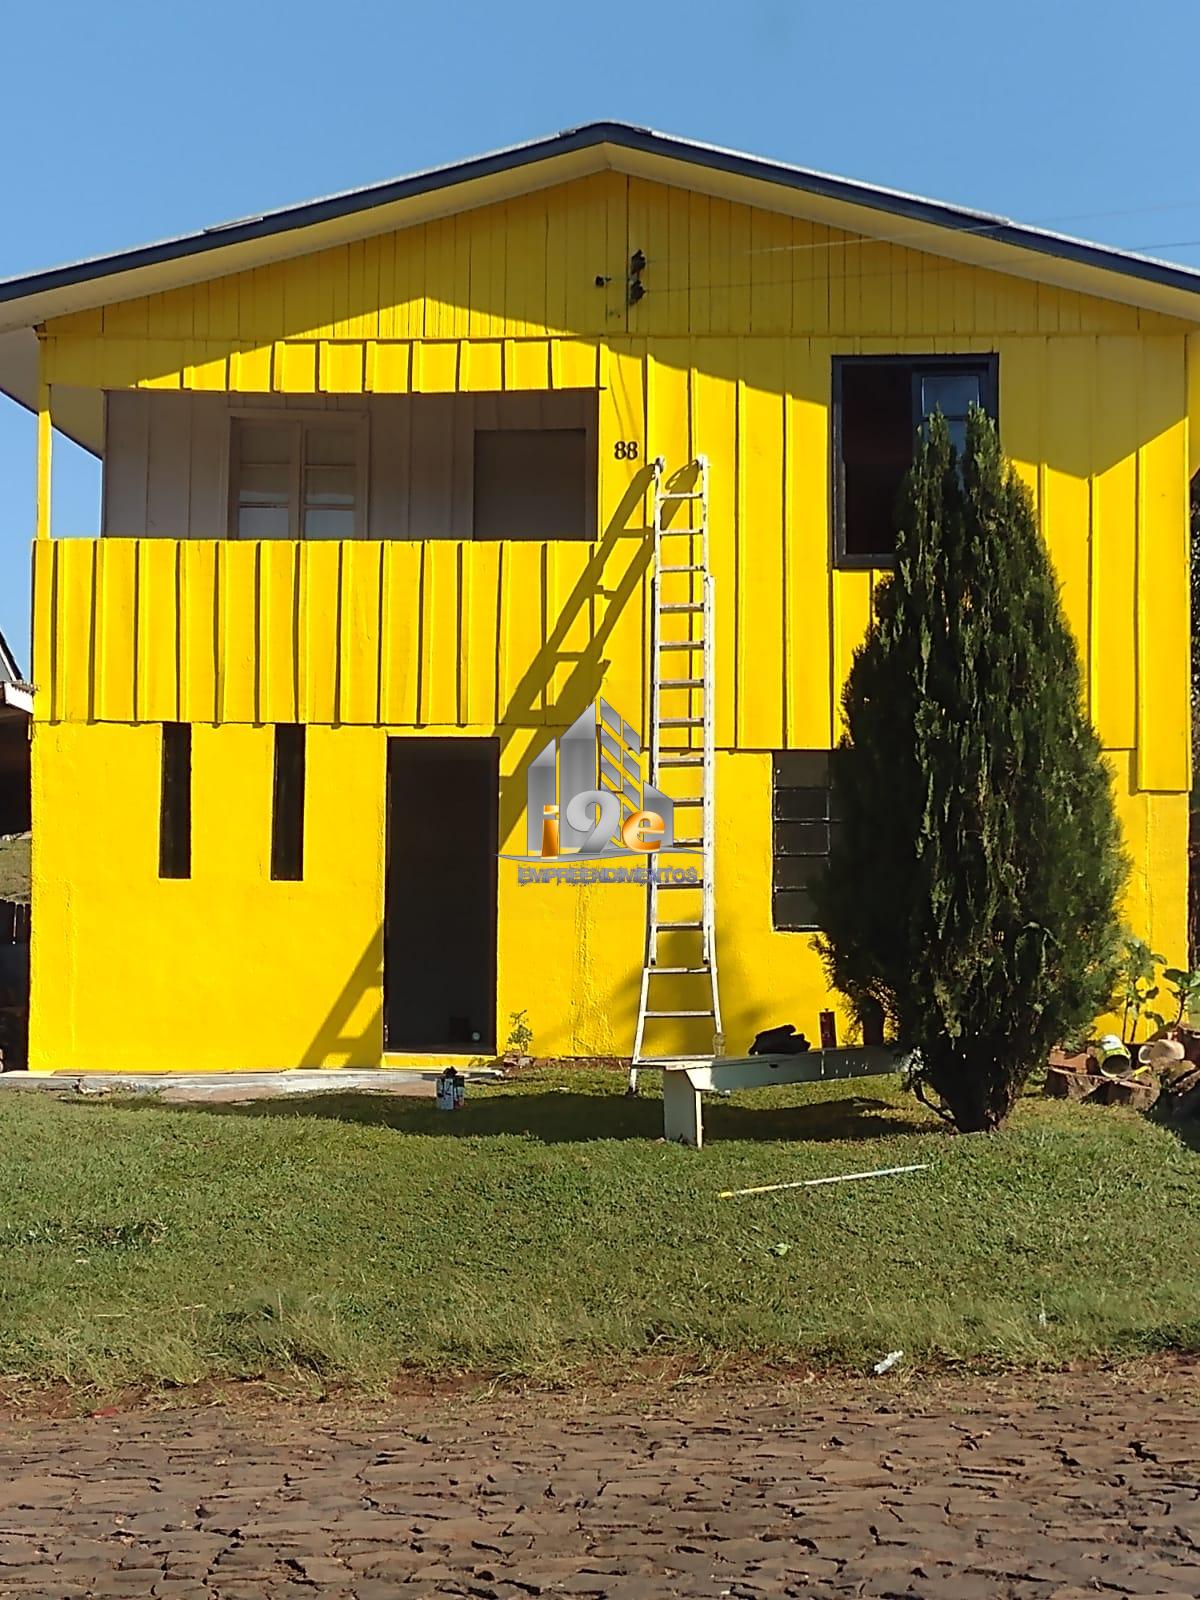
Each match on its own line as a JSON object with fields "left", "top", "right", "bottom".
{"left": 629, "top": 456, "right": 723, "bottom": 1094}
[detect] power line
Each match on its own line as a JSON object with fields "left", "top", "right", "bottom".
{"left": 628, "top": 242, "right": 1200, "bottom": 305}
{"left": 668, "top": 207, "right": 1200, "bottom": 265}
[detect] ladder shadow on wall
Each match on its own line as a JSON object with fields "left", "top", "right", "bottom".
{"left": 495, "top": 465, "right": 656, "bottom": 851}
{"left": 300, "top": 923, "right": 384, "bottom": 1069}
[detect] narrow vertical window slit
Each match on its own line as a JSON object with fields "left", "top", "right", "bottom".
{"left": 271, "top": 724, "right": 306, "bottom": 881}
{"left": 159, "top": 722, "right": 192, "bottom": 880}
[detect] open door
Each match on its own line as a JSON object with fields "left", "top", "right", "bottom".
{"left": 385, "top": 737, "right": 499, "bottom": 1053}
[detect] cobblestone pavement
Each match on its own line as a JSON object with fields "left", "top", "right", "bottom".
{"left": 0, "top": 1369, "right": 1197, "bottom": 1598}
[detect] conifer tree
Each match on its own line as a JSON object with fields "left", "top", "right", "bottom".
{"left": 814, "top": 409, "right": 1125, "bottom": 1132}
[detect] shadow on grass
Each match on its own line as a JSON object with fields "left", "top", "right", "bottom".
{"left": 123, "top": 1086, "right": 938, "bottom": 1145}
{"left": 1157, "top": 1110, "right": 1200, "bottom": 1155}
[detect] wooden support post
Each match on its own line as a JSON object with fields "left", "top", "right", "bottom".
{"left": 662, "top": 1068, "right": 704, "bottom": 1148}
{"left": 36, "top": 379, "right": 52, "bottom": 540}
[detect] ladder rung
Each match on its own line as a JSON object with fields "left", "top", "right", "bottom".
{"left": 660, "top": 602, "right": 705, "bottom": 613}
{"left": 671, "top": 796, "right": 703, "bottom": 806}
{"left": 657, "top": 919, "right": 703, "bottom": 929}
{"left": 661, "top": 677, "right": 704, "bottom": 688}
{"left": 670, "top": 838, "right": 703, "bottom": 849}
{"left": 659, "top": 753, "right": 704, "bottom": 766}
{"left": 658, "top": 640, "right": 704, "bottom": 651}
{"left": 644, "top": 1009, "right": 715, "bottom": 1019}
{"left": 660, "top": 717, "right": 704, "bottom": 728}
{"left": 648, "top": 966, "right": 710, "bottom": 975}
{"left": 657, "top": 879, "right": 704, "bottom": 889}
{"left": 659, "top": 563, "right": 706, "bottom": 573}
{"left": 659, "top": 490, "right": 705, "bottom": 502}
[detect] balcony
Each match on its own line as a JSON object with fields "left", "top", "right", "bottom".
{"left": 32, "top": 534, "right": 652, "bottom": 730}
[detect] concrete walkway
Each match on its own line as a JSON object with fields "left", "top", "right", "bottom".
{"left": 0, "top": 1068, "right": 502, "bottom": 1104}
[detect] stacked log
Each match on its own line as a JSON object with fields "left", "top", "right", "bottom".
{"left": 1044, "top": 1029, "right": 1200, "bottom": 1118}
{"left": 1043, "top": 1062, "right": 1160, "bottom": 1111}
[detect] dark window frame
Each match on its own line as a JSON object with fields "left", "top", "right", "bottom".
{"left": 771, "top": 750, "right": 837, "bottom": 933}
{"left": 159, "top": 722, "right": 192, "bottom": 880}
{"left": 831, "top": 353, "right": 999, "bottom": 569}
{"left": 270, "top": 724, "right": 306, "bottom": 882}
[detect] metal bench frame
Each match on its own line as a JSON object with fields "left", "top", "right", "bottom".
{"left": 661, "top": 1046, "right": 901, "bottom": 1147}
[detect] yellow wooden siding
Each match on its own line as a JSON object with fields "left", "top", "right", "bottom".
{"left": 24, "top": 168, "right": 1199, "bottom": 1073}
{"left": 34, "top": 536, "right": 646, "bottom": 732}
{"left": 34, "top": 170, "right": 1194, "bottom": 789}
{"left": 34, "top": 327, "right": 1192, "bottom": 788}
{"left": 43, "top": 174, "right": 1188, "bottom": 393}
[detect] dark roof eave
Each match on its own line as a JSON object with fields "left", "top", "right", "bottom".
{"left": 3, "top": 121, "right": 1200, "bottom": 312}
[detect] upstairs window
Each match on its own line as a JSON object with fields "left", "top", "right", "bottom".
{"left": 230, "top": 417, "right": 365, "bottom": 539}
{"left": 473, "top": 428, "right": 590, "bottom": 540}
{"left": 833, "top": 356, "right": 998, "bottom": 564}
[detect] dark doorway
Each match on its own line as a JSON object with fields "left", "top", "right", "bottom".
{"left": 385, "top": 737, "right": 499, "bottom": 1053}
{"left": 0, "top": 718, "right": 30, "bottom": 836}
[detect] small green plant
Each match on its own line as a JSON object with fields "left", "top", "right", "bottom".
{"left": 1117, "top": 936, "right": 1166, "bottom": 1042}
{"left": 505, "top": 1009, "right": 534, "bottom": 1057}
{"left": 1155, "top": 966, "right": 1200, "bottom": 1030}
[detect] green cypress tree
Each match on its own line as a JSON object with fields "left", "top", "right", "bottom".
{"left": 814, "top": 408, "right": 1125, "bottom": 1132}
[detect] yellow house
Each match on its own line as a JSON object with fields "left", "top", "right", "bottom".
{"left": 0, "top": 122, "right": 1196, "bottom": 1073}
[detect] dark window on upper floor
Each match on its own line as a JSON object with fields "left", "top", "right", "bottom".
{"left": 271, "top": 724, "right": 306, "bottom": 882}
{"left": 833, "top": 355, "right": 998, "bottom": 565}
{"left": 473, "top": 428, "right": 590, "bottom": 540}
{"left": 159, "top": 723, "right": 192, "bottom": 880}
{"left": 772, "top": 751, "right": 837, "bottom": 932}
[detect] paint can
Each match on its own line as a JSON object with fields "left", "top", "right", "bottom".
{"left": 435, "top": 1067, "right": 465, "bottom": 1111}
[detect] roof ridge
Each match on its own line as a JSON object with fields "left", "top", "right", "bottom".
{"left": 1, "top": 122, "right": 1199, "bottom": 313}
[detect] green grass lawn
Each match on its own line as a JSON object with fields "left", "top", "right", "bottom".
{"left": 0, "top": 1068, "right": 1196, "bottom": 1392}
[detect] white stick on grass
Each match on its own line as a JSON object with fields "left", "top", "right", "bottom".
{"left": 718, "top": 1163, "right": 929, "bottom": 1199}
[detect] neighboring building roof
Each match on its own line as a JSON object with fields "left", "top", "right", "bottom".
{"left": 0, "top": 630, "right": 19, "bottom": 685}
{"left": 2, "top": 121, "right": 1200, "bottom": 453}
{"left": 0, "top": 632, "right": 32, "bottom": 720}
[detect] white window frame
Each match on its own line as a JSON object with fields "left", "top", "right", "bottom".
{"left": 227, "top": 411, "right": 370, "bottom": 539}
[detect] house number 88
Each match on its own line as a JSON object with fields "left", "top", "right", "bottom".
{"left": 613, "top": 440, "right": 640, "bottom": 459}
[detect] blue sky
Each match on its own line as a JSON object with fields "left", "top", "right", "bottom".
{"left": 2, "top": 0, "right": 1198, "bottom": 669}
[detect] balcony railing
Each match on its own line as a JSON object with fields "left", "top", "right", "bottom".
{"left": 32, "top": 535, "right": 651, "bottom": 729}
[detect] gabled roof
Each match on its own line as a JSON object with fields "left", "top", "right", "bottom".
{"left": 3, "top": 121, "right": 1199, "bottom": 453}
{"left": 8, "top": 121, "right": 1200, "bottom": 316}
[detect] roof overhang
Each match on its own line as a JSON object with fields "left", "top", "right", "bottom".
{"left": 0, "top": 630, "right": 22, "bottom": 686}
{"left": 3, "top": 121, "right": 1200, "bottom": 455}
{"left": 0, "top": 683, "right": 32, "bottom": 720}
